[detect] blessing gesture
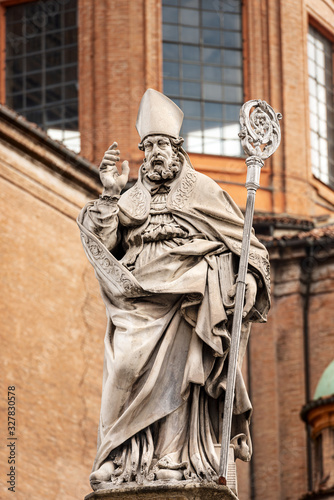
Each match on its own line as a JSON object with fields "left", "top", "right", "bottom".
{"left": 99, "top": 142, "right": 130, "bottom": 196}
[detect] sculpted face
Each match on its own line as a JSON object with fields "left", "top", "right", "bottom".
{"left": 143, "top": 135, "right": 173, "bottom": 162}
{"left": 142, "top": 135, "right": 180, "bottom": 183}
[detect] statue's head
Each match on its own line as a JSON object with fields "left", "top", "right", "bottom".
{"left": 138, "top": 134, "right": 184, "bottom": 183}
{"left": 136, "top": 89, "right": 185, "bottom": 183}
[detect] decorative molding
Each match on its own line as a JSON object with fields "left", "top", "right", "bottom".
{"left": 169, "top": 168, "right": 197, "bottom": 210}
{"left": 80, "top": 231, "right": 143, "bottom": 297}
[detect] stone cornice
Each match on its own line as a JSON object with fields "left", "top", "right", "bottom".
{"left": 0, "top": 104, "right": 100, "bottom": 196}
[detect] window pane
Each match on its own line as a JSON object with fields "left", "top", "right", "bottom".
{"left": 7, "top": 93, "right": 23, "bottom": 109}
{"left": 182, "top": 63, "right": 201, "bottom": 80}
{"left": 46, "top": 86, "right": 62, "bottom": 103}
{"left": 308, "top": 78, "right": 317, "bottom": 97}
{"left": 46, "top": 68, "right": 61, "bottom": 85}
{"left": 203, "top": 47, "right": 221, "bottom": 64}
{"left": 182, "top": 81, "right": 201, "bottom": 98}
{"left": 222, "top": 31, "right": 242, "bottom": 49}
{"left": 308, "top": 59, "right": 316, "bottom": 78}
{"left": 316, "top": 65, "right": 325, "bottom": 85}
{"left": 204, "top": 122, "right": 222, "bottom": 138}
{"left": 203, "top": 29, "right": 221, "bottom": 47}
{"left": 319, "top": 120, "right": 327, "bottom": 138}
{"left": 6, "top": 58, "right": 23, "bottom": 75}
{"left": 6, "top": 75, "right": 23, "bottom": 94}
{"left": 163, "top": 24, "right": 179, "bottom": 42}
{"left": 224, "top": 1, "right": 241, "bottom": 13}
{"left": 203, "top": 0, "right": 220, "bottom": 11}
{"left": 64, "top": 46, "right": 77, "bottom": 65}
{"left": 26, "top": 56, "right": 42, "bottom": 73}
{"left": 180, "top": 0, "right": 199, "bottom": 7}
{"left": 307, "top": 38, "right": 315, "bottom": 60}
{"left": 26, "top": 35, "right": 42, "bottom": 53}
{"left": 222, "top": 67, "right": 242, "bottom": 84}
{"left": 310, "top": 113, "right": 319, "bottom": 132}
{"left": 46, "top": 105, "right": 62, "bottom": 122}
{"left": 26, "top": 90, "right": 42, "bottom": 108}
{"left": 223, "top": 14, "right": 241, "bottom": 30}
{"left": 183, "top": 119, "right": 201, "bottom": 134}
{"left": 222, "top": 123, "right": 240, "bottom": 139}
{"left": 45, "top": 31, "right": 62, "bottom": 50}
{"left": 46, "top": 11, "right": 61, "bottom": 31}
{"left": 183, "top": 100, "right": 201, "bottom": 117}
{"left": 164, "top": 79, "right": 180, "bottom": 96}
{"left": 6, "top": 27, "right": 23, "bottom": 58}
{"left": 204, "top": 137, "right": 222, "bottom": 155}
{"left": 64, "top": 10, "right": 77, "bottom": 28}
{"left": 203, "top": 65, "right": 222, "bottom": 82}
{"left": 224, "top": 85, "right": 243, "bottom": 102}
{"left": 223, "top": 50, "right": 242, "bottom": 67}
{"left": 316, "top": 47, "right": 325, "bottom": 68}
{"left": 65, "top": 84, "right": 77, "bottom": 100}
{"left": 181, "top": 26, "right": 199, "bottom": 43}
{"left": 65, "top": 103, "right": 78, "bottom": 119}
{"left": 163, "top": 6, "right": 178, "bottom": 23}
{"left": 180, "top": 8, "right": 199, "bottom": 26}
{"left": 223, "top": 104, "right": 240, "bottom": 121}
{"left": 182, "top": 45, "right": 200, "bottom": 61}
{"left": 203, "top": 83, "right": 222, "bottom": 101}
{"left": 222, "top": 140, "right": 242, "bottom": 156}
{"left": 204, "top": 102, "right": 223, "bottom": 120}
{"left": 6, "top": 4, "right": 24, "bottom": 23}
{"left": 164, "top": 61, "right": 179, "bottom": 77}
{"left": 164, "top": 42, "right": 179, "bottom": 60}
{"left": 25, "top": 110, "right": 43, "bottom": 124}
{"left": 202, "top": 11, "right": 220, "bottom": 28}
{"left": 187, "top": 136, "right": 203, "bottom": 152}
{"left": 46, "top": 51, "right": 62, "bottom": 67}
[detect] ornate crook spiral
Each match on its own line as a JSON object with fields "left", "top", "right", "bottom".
{"left": 238, "top": 100, "right": 282, "bottom": 160}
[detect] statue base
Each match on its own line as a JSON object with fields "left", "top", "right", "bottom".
{"left": 84, "top": 482, "right": 238, "bottom": 500}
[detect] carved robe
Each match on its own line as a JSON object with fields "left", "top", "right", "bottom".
{"left": 78, "top": 157, "right": 270, "bottom": 482}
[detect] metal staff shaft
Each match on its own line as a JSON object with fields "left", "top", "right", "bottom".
{"left": 218, "top": 156, "right": 263, "bottom": 483}
{"left": 218, "top": 99, "right": 281, "bottom": 485}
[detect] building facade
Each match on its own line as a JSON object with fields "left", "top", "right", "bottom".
{"left": 0, "top": 0, "right": 333, "bottom": 499}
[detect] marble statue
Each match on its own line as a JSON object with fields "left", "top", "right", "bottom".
{"left": 77, "top": 89, "right": 270, "bottom": 490}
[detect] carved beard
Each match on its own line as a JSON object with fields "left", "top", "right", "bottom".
{"left": 143, "top": 153, "right": 180, "bottom": 183}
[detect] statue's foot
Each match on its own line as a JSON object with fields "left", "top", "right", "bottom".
{"left": 154, "top": 455, "right": 187, "bottom": 481}
{"left": 156, "top": 456, "right": 187, "bottom": 470}
{"left": 155, "top": 468, "right": 184, "bottom": 481}
{"left": 90, "top": 460, "right": 115, "bottom": 484}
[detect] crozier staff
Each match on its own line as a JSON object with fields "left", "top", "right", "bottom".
{"left": 78, "top": 89, "right": 271, "bottom": 489}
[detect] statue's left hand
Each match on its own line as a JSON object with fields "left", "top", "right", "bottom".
{"left": 228, "top": 273, "right": 257, "bottom": 319}
{"left": 243, "top": 273, "right": 257, "bottom": 318}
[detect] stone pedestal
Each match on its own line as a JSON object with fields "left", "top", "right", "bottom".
{"left": 84, "top": 483, "right": 238, "bottom": 500}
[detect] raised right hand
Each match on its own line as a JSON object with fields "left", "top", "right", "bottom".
{"left": 99, "top": 142, "right": 130, "bottom": 196}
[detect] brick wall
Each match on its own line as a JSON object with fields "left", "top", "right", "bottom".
{"left": 0, "top": 113, "right": 106, "bottom": 499}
